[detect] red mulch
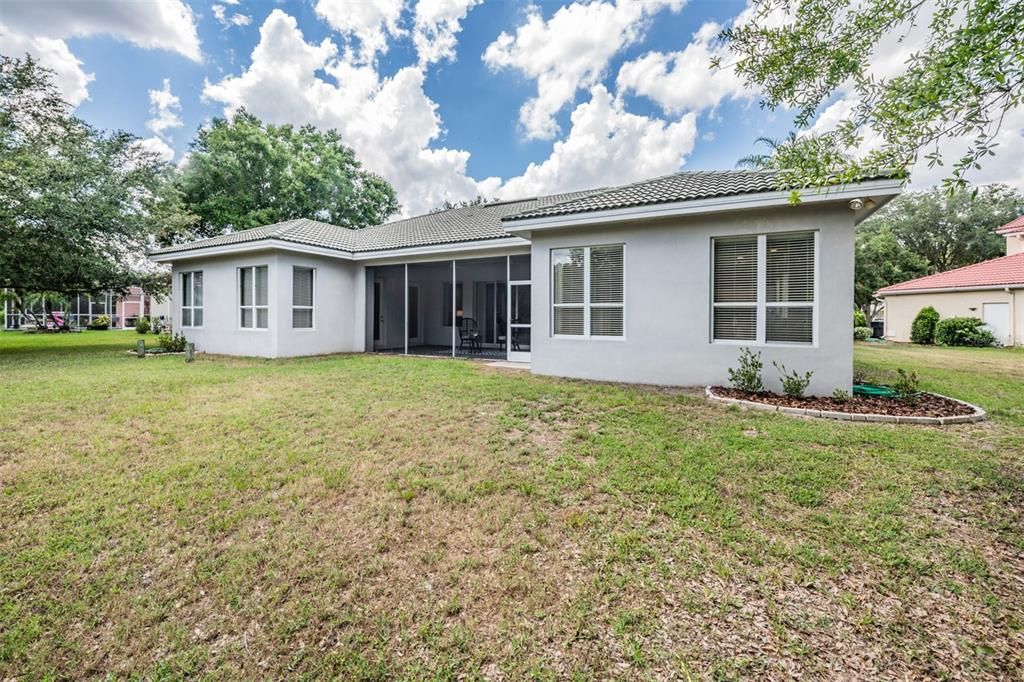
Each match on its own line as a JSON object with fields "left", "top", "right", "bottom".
{"left": 711, "top": 387, "right": 975, "bottom": 417}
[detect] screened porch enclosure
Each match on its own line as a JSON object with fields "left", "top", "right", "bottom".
{"left": 366, "top": 254, "right": 531, "bottom": 361}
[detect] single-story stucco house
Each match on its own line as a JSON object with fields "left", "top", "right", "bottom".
{"left": 876, "top": 216, "right": 1024, "bottom": 347}
{"left": 149, "top": 170, "right": 903, "bottom": 395}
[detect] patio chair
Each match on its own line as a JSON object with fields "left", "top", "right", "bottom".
{"left": 458, "top": 317, "right": 482, "bottom": 352}
{"left": 496, "top": 316, "right": 507, "bottom": 352}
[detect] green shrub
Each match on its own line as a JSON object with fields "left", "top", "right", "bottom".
{"left": 135, "top": 317, "right": 151, "bottom": 334}
{"left": 831, "top": 388, "right": 852, "bottom": 402}
{"left": 727, "top": 347, "right": 764, "bottom": 393}
{"left": 892, "top": 369, "right": 920, "bottom": 403}
{"left": 853, "top": 326, "right": 872, "bottom": 341}
{"left": 157, "top": 332, "right": 187, "bottom": 352}
{"left": 910, "top": 306, "right": 940, "bottom": 344}
{"left": 87, "top": 315, "right": 110, "bottom": 330}
{"left": 934, "top": 317, "right": 997, "bottom": 347}
{"left": 854, "top": 308, "right": 868, "bottom": 328}
{"left": 773, "top": 361, "right": 813, "bottom": 398}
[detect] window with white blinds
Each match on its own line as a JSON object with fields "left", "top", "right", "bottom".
{"left": 239, "top": 265, "right": 269, "bottom": 329}
{"left": 551, "top": 244, "right": 624, "bottom": 338}
{"left": 180, "top": 271, "right": 203, "bottom": 327}
{"left": 292, "top": 267, "right": 314, "bottom": 329}
{"left": 711, "top": 232, "right": 816, "bottom": 345}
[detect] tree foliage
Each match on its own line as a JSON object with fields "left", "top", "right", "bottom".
{"left": 175, "top": 110, "right": 400, "bottom": 240}
{"left": 720, "top": 0, "right": 1024, "bottom": 191}
{"left": 0, "top": 55, "right": 183, "bottom": 324}
{"left": 853, "top": 221, "right": 928, "bottom": 320}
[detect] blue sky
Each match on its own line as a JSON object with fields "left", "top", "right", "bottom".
{"left": 3, "top": 0, "right": 1022, "bottom": 216}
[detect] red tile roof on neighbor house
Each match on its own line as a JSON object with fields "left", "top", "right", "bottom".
{"left": 876, "top": 252, "right": 1024, "bottom": 294}
{"left": 996, "top": 214, "right": 1024, "bottom": 235}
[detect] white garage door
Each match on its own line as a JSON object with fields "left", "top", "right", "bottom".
{"left": 982, "top": 302, "right": 1010, "bottom": 346}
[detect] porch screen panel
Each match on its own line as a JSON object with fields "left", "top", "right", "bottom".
{"left": 552, "top": 248, "right": 584, "bottom": 335}
{"left": 712, "top": 236, "right": 757, "bottom": 341}
{"left": 589, "top": 244, "right": 623, "bottom": 336}
{"left": 292, "top": 267, "right": 314, "bottom": 328}
{"left": 766, "top": 233, "right": 814, "bottom": 343}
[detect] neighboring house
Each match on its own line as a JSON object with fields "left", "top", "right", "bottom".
{"left": 876, "top": 217, "right": 1024, "bottom": 346}
{"left": 3, "top": 287, "right": 170, "bottom": 330}
{"left": 149, "top": 170, "right": 902, "bottom": 395}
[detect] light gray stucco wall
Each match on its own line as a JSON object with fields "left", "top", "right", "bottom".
{"left": 527, "top": 204, "right": 856, "bottom": 395}
{"left": 170, "top": 250, "right": 364, "bottom": 358}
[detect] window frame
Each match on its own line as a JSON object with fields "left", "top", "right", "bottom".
{"left": 710, "top": 231, "right": 818, "bottom": 347}
{"left": 291, "top": 266, "right": 316, "bottom": 331}
{"left": 550, "top": 243, "right": 626, "bottom": 340}
{"left": 179, "top": 270, "right": 203, "bottom": 329}
{"left": 238, "top": 265, "right": 270, "bottom": 331}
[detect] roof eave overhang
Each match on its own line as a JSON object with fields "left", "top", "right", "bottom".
{"left": 149, "top": 238, "right": 355, "bottom": 263}
{"left": 148, "top": 236, "right": 532, "bottom": 264}
{"left": 877, "top": 283, "right": 1024, "bottom": 296}
{"left": 501, "top": 178, "right": 905, "bottom": 233}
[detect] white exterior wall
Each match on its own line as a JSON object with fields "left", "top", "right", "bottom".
{"left": 528, "top": 204, "right": 856, "bottom": 395}
{"left": 171, "top": 250, "right": 365, "bottom": 358}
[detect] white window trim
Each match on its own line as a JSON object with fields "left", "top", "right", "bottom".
{"left": 550, "top": 244, "right": 626, "bottom": 340}
{"left": 291, "top": 266, "right": 316, "bottom": 331}
{"left": 710, "top": 231, "right": 818, "bottom": 347}
{"left": 180, "top": 270, "right": 203, "bottom": 328}
{"left": 238, "top": 265, "right": 269, "bottom": 331}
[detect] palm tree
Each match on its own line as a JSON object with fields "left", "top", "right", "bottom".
{"left": 735, "top": 133, "right": 798, "bottom": 170}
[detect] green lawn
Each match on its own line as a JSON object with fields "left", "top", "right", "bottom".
{"left": 1, "top": 332, "right": 1022, "bottom": 679}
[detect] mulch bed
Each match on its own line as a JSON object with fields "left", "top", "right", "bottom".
{"left": 711, "top": 387, "right": 975, "bottom": 418}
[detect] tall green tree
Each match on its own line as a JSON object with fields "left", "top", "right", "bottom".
{"left": 864, "top": 185, "right": 1022, "bottom": 271}
{"left": 0, "top": 55, "right": 185, "bottom": 327}
{"left": 719, "top": 0, "right": 1024, "bottom": 191}
{"left": 175, "top": 110, "right": 400, "bottom": 240}
{"left": 854, "top": 222, "right": 928, "bottom": 320}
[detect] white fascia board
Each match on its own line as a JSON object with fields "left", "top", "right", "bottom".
{"left": 353, "top": 237, "right": 530, "bottom": 263}
{"left": 878, "top": 284, "right": 1024, "bottom": 296}
{"left": 148, "top": 236, "right": 532, "bottom": 265}
{"left": 149, "top": 239, "right": 355, "bottom": 263}
{"left": 502, "top": 178, "right": 905, "bottom": 233}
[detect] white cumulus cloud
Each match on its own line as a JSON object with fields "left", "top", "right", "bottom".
{"left": 146, "top": 79, "right": 184, "bottom": 142}
{"left": 1, "top": 0, "right": 201, "bottom": 62}
{"left": 0, "top": 0, "right": 200, "bottom": 107}
{"left": 136, "top": 136, "right": 176, "bottom": 163}
{"left": 616, "top": 20, "right": 751, "bottom": 115}
{"left": 0, "top": 28, "right": 94, "bottom": 106}
{"left": 212, "top": 5, "right": 252, "bottom": 29}
{"left": 412, "top": 0, "right": 481, "bottom": 66}
{"left": 489, "top": 85, "right": 697, "bottom": 200}
{"left": 483, "top": 0, "right": 686, "bottom": 140}
{"left": 202, "top": 9, "right": 481, "bottom": 216}
{"left": 314, "top": 0, "right": 405, "bottom": 63}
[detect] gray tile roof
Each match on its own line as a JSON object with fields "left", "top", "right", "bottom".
{"left": 502, "top": 170, "right": 785, "bottom": 221}
{"left": 151, "top": 170, "right": 899, "bottom": 258}
{"left": 503, "top": 169, "right": 900, "bottom": 221}
{"left": 150, "top": 218, "right": 360, "bottom": 255}
{"left": 151, "top": 190, "right": 601, "bottom": 257}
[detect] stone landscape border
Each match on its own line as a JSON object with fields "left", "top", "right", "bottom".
{"left": 705, "top": 386, "right": 987, "bottom": 425}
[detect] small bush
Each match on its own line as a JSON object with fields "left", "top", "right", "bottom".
{"left": 135, "top": 317, "right": 151, "bottom": 334}
{"left": 934, "top": 317, "right": 997, "bottom": 347}
{"left": 854, "top": 308, "right": 868, "bottom": 328}
{"left": 831, "top": 388, "right": 852, "bottom": 402}
{"left": 853, "top": 326, "right": 872, "bottom": 341}
{"left": 727, "top": 347, "right": 764, "bottom": 393}
{"left": 157, "top": 332, "right": 187, "bottom": 352}
{"left": 87, "top": 315, "right": 110, "bottom": 330}
{"left": 892, "top": 368, "right": 920, "bottom": 403}
{"left": 773, "top": 361, "right": 813, "bottom": 398}
{"left": 910, "top": 306, "right": 940, "bottom": 344}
